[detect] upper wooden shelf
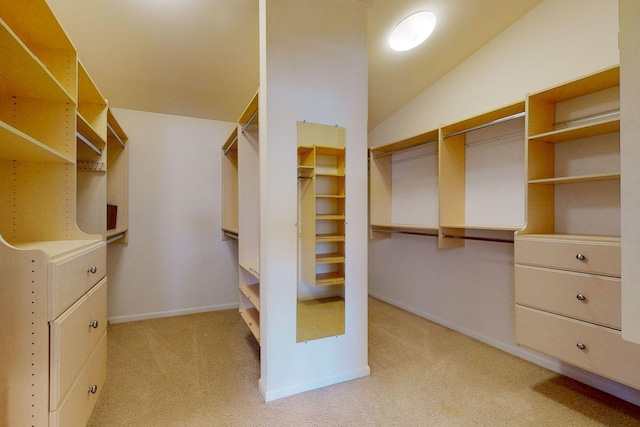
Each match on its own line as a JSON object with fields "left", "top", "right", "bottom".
{"left": 240, "top": 284, "right": 260, "bottom": 311}
{"left": 441, "top": 224, "right": 523, "bottom": 232}
{"left": 528, "top": 117, "right": 620, "bottom": 143}
{"left": 529, "top": 172, "right": 620, "bottom": 185}
{"left": 371, "top": 223, "right": 439, "bottom": 232}
{"left": 0, "top": 21, "right": 74, "bottom": 104}
{"left": 239, "top": 90, "right": 259, "bottom": 125}
{"left": 528, "top": 66, "right": 619, "bottom": 103}
{"left": 77, "top": 62, "right": 107, "bottom": 144}
{"left": 107, "top": 108, "right": 128, "bottom": 146}
{"left": 442, "top": 101, "right": 525, "bottom": 136}
{"left": 240, "top": 260, "right": 260, "bottom": 279}
{"left": 0, "top": 121, "right": 73, "bottom": 164}
{"left": 370, "top": 129, "right": 439, "bottom": 156}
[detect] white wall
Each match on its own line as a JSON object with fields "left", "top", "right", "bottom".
{"left": 259, "top": 0, "right": 369, "bottom": 401}
{"left": 369, "top": 0, "right": 640, "bottom": 405}
{"left": 106, "top": 109, "right": 239, "bottom": 323}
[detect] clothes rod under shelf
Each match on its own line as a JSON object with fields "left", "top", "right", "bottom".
{"left": 107, "top": 123, "right": 126, "bottom": 148}
{"left": 223, "top": 135, "right": 238, "bottom": 156}
{"left": 240, "top": 109, "right": 259, "bottom": 134}
{"left": 224, "top": 231, "right": 239, "bottom": 240}
{"left": 441, "top": 233, "right": 514, "bottom": 244}
{"left": 554, "top": 109, "right": 620, "bottom": 129}
{"left": 371, "top": 227, "right": 439, "bottom": 237}
{"left": 76, "top": 132, "right": 102, "bottom": 156}
{"left": 372, "top": 137, "right": 439, "bottom": 159}
{"left": 443, "top": 112, "right": 525, "bottom": 139}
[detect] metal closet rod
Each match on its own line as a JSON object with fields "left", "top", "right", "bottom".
{"left": 441, "top": 233, "right": 514, "bottom": 244}
{"left": 241, "top": 109, "right": 259, "bottom": 134}
{"left": 371, "top": 227, "right": 439, "bottom": 238}
{"left": 224, "top": 231, "right": 239, "bottom": 240}
{"left": 76, "top": 132, "right": 102, "bottom": 156}
{"left": 443, "top": 112, "right": 525, "bottom": 140}
{"left": 554, "top": 109, "right": 620, "bottom": 128}
{"left": 223, "top": 135, "right": 238, "bottom": 156}
{"left": 372, "top": 137, "right": 438, "bottom": 159}
{"left": 107, "top": 123, "right": 126, "bottom": 148}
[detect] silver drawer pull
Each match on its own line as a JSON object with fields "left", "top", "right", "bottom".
{"left": 89, "top": 320, "right": 99, "bottom": 329}
{"left": 576, "top": 342, "right": 586, "bottom": 350}
{"left": 88, "top": 266, "right": 98, "bottom": 274}
{"left": 88, "top": 384, "right": 98, "bottom": 394}
{"left": 576, "top": 294, "right": 586, "bottom": 301}
{"left": 576, "top": 254, "right": 586, "bottom": 261}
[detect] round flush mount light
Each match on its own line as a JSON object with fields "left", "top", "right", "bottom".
{"left": 389, "top": 11, "right": 437, "bottom": 52}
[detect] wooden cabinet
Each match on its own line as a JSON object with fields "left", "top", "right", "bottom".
{"left": 0, "top": 2, "right": 126, "bottom": 423}
{"left": 299, "top": 144, "right": 346, "bottom": 287}
{"left": 515, "top": 66, "right": 638, "bottom": 389}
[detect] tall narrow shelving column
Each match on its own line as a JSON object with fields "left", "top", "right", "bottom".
{"left": 515, "top": 66, "right": 640, "bottom": 390}
{"left": 237, "top": 91, "right": 261, "bottom": 343}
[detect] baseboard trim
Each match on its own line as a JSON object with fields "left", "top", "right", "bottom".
{"left": 259, "top": 365, "right": 371, "bottom": 402}
{"left": 107, "top": 302, "right": 239, "bottom": 324}
{"left": 368, "top": 291, "right": 640, "bottom": 406}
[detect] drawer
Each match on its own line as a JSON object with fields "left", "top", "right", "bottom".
{"left": 515, "top": 236, "right": 620, "bottom": 277}
{"left": 50, "top": 332, "right": 107, "bottom": 427}
{"left": 515, "top": 305, "right": 640, "bottom": 390}
{"left": 50, "top": 278, "right": 107, "bottom": 409}
{"left": 515, "top": 265, "right": 620, "bottom": 329}
{"left": 49, "top": 241, "right": 106, "bottom": 320}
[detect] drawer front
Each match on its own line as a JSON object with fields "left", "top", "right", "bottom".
{"left": 515, "top": 238, "right": 620, "bottom": 277}
{"left": 49, "top": 242, "right": 106, "bottom": 320}
{"left": 515, "top": 265, "right": 621, "bottom": 329}
{"left": 50, "top": 332, "right": 107, "bottom": 427}
{"left": 50, "top": 278, "right": 107, "bottom": 409}
{"left": 516, "top": 305, "right": 640, "bottom": 390}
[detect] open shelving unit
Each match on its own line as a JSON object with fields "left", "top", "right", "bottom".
{"left": 235, "top": 91, "right": 261, "bottom": 343}
{"left": 369, "top": 128, "right": 439, "bottom": 239}
{"left": 513, "top": 66, "right": 640, "bottom": 390}
{"left": 300, "top": 144, "right": 346, "bottom": 287}
{"left": 106, "top": 109, "right": 129, "bottom": 243}
{"left": 439, "top": 101, "right": 526, "bottom": 248}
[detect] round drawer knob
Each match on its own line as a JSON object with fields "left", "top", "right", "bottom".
{"left": 576, "top": 342, "right": 586, "bottom": 350}
{"left": 88, "top": 384, "right": 98, "bottom": 394}
{"left": 576, "top": 294, "right": 586, "bottom": 301}
{"left": 576, "top": 254, "right": 586, "bottom": 261}
{"left": 88, "top": 266, "right": 98, "bottom": 274}
{"left": 89, "top": 320, "right": 99, "bottom": 329}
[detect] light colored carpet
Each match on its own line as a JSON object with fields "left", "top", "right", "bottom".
{"left": 88, "top": 297, "right": 640, "bottom": 426}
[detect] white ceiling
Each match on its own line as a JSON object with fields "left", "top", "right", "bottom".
{"left": 45, "top": 0, "right": 544, "bottom": 130}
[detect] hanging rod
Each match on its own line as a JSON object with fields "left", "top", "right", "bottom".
{"left": 372, "top": 137, "right": 439, "bottom": 159}
{"left": 107, "top": 233, "right": 125, "bottom": 244}
{"left": 371, "top": 227, "right": 439, "bottom": 238}
{"left": 298, "top": 175, "right": 313, "bottom": 179}
{"left": 240, "top": 109, "right": 259, "bottom": 134}
{"left": 107, "top": 123, "right": 126, "bottom": 148}
{"left": 443, "top": 112, "right": 525, "bottom": 140}
{"left": 223, "top": 135, "right": 238, "bottom": 156}
{"left": 441, "top": 233, "right": 514, "bottom": 244}
{"left": 554, "top": 109, "right": 620, "bottom": 129}
{"left": 76, "top": 132, "right": 102, "bottom": 156}
{"left": 224, "top": 231, "right": 239, "bottom": 240}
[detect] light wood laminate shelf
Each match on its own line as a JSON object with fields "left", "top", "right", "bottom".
{"left": 0, "top": 122, "right": 73, "bottom": 163}
{"left": 441, "top": 224, "right": 523, "bottom": 232}
{"left": 516, "top": 233, "right": 621, "bottom": 244}
{"left": 10, "top": 239, "right": 103, "bottom": 259}
{"left": 528, "top": 173, "right": 620, "bottom": 185}
{"left": 239, "top": 308, "right": 260, "bottom": 343}
{"left": 528, "top": 117, "right": 620, "bottom": 144}
{"left": 239, "top": 284, "right": 260, "bottom": 311}
{"left": 316, "top": 233, "right": 346, "bottom": 242}
{"left": 315, "top": 272, "right": 345, "bottom": 286}
{"left": 316, "top": 253, "right": 345, "bottom": 264}
{"left": 240, "top": 260, "right": 260, "bottom": 279}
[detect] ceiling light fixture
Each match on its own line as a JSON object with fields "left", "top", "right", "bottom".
{"left": 389, "top": 11, "right": 437, "bottom": 52}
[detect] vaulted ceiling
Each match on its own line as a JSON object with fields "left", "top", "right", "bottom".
{"left": 45, "top": 0, "right": 544, "bottom": 130}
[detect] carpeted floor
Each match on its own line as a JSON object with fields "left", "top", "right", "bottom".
{"left": 88, "top": 297, "right": 640, "bottom": 426}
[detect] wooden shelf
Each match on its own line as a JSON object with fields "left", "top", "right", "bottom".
{"left": 238, "top": 90, "right": 259, "bottom": 125}
{"left": 10, "top": 239, "right": 103, "bottom": 259}
{"left": 316, "top": 253, "right": 345, "bottom": 264}
{"left": 370, "top": 223, "right": 439, "bottom": 232}
{"left": 441, "top": 224, "right": 523, "bottom": 231}
{"left": 240, "top": 284, "right": 260, "bottom": 311}
{"left": 240, "top": 260, "right": 260, "bottom": 279}
{"left": 516, "top": 233, "right": 621, "bottom": 244}
{"left": 370, "top": 129, "right": 439, "bottom": 156}
{"left": 528, "top": 66, "right": 619, "bottom": 104}
{"left": 107, "top": 109, "right": 128, "bottom": 145}
{"left": 0, "top": 20, "right": 74, "bottom": 104}
{"left": 529, "top": 172, "right": 620, "bottom": 185}
{"left": 528, "top": 117, "right": 620, "bottom": 144}
{"left": 0, "top": 121, "right": 73, "bottom": 163}
{"left": 316, "top": 214, "right": 345, "bottom": 220}
{"left": 239, "top": 308, "right": 260, "bottom": 343}
{"left": 315, "top": 272, "right": 345, "bottom": 286}
{"left": 77, "top": 113, "right": 106, "bottom": 155}
{"left": 316, "top": 233, "right": 345, "bottom": 242}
